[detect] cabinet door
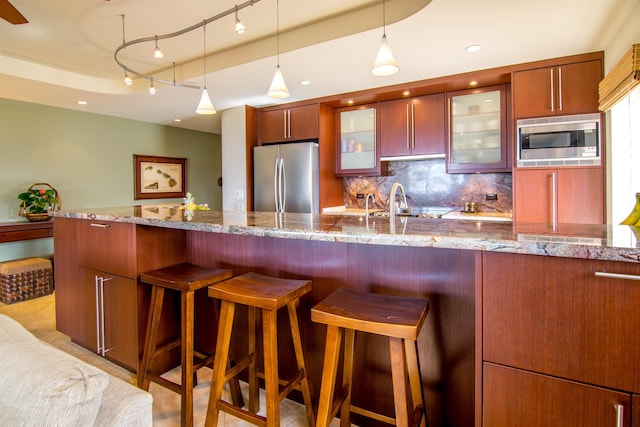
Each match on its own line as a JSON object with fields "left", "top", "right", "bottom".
{"left": 412, "top": 93, "right": 446, "bottom": 156}
{"left": 53, "top": 217, "right": 82, "bottom": 337}
{"left": 634, "top": 395, "right": 640, "bottom": 427}
{"left": 77, "top": 220, "right": 135, "bottom": 278}
{"left": 484, "top": 363, "right": 631, "bottom": 427}
{"left": 514, "top": 168, "right": 604, "bottom": 224}
{"left": 513, "top": 60, "right": 602, "bottom": 119}
{"left": 447, "top": 85, "right": 509, "bottom": 173}
{"left": 261, "top": 104, "right": 319, "bottom": 144}
{"left": 379, "top": 98, "right": 410, "bottom": 157}
{"left": 483, "top": 252, "right": 640, "bottom": 393}
{"left": 335, "top": 104, "right": 383, "bottom": 176}
{"left": 101, "top": 272, "right": 138, "bottom": 370}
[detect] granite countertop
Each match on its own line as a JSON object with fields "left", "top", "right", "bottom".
{"left": 52, "top": 205, "right": 640, "bottom": 264}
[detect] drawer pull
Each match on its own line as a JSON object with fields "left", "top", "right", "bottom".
{"left": 595, "top": 271, "right": 640, "bottom": 281}
{"left": 90, "top": 223, "right": 110, "bottom": 228}
{"left": 614, "top": 403, "right": 623, "bottom": 427}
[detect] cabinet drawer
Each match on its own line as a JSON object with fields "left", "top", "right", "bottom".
{"left": 484, "top": 363, "right": 631, "bottom": 426}
{"left": 483, "top": 252, "right": 640, "bottom": 393}
{"left": 77, "top": 220, "right": 136, "bottom": 278}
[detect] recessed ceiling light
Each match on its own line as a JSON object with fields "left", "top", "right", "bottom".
{"left": 403, "top": 90, "right": 410, "bottom": 96}
{"left": 469, "top": 81, "right": 478, "bottom": 86}
{"left": 76, "top": 100, "right": 88, "bottom": 105}
{"left": 466, "top": 45, "right": 481, "bottom": 53}
{"left": 174, "top": 119, "right": 182, "bottom": 122}
{"left": 299, "top": 80, "right": 311, "bottom": 86}
{"left": 347, "top": 100, "right": 354, "bottom": 104}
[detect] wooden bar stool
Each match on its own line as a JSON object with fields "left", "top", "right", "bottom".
{"left": 205, "top": 272, "right": 316, "bottom": 427}
{"left": 312, "top": 287, "right": 429, "bottom": 427}
{"left": 138, "top": 263, "right": 243, "bottom": 427}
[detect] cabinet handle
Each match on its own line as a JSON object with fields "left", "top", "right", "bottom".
{"left": 95, "top": 276, "right": 101, "bottom": 354}
{"left": 406, "top": 103, "right": 411, "bottom": 150}
{"left": 411, "top": 103, "right": 416, "bottom": 150}
{"left": 557, "top": 68, "right": 563, "bottom": 111}
{"left": 90, "top": 223, "right": 110, "bottom": 228}
{"left": 550, "top": 172, "right": 558, "bottom": 231}
{"left": 595, "top": 271, "right": 640, "bottom": 281}
{"left": 550, "top": 69, "right": 555, "bottom": 112}
{"left": 287, "top": 109, "right": 291, "bottom": 139}
{"left": 614, "top": 403, "right": 624, "bottom": 427}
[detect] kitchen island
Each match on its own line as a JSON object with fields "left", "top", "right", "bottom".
{"left": 52, "top": 206, "right": 640, "bottom": 427}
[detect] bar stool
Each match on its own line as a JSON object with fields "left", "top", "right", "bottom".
{"left": 312, "top": 287, "right": 429, "bottom": 427}
{"left": 138, "top": 263, "right": 243, "bottom": 427}
{"left": 205, "top": 272, "right": 316, "bottom": 427}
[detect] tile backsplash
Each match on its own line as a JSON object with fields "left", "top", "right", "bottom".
{"left": 343, "top": 159, "right": 512, "bottom": 213}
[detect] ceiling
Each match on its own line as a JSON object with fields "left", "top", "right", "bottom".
{"left": 0, "top": 0, "right": 633, "bottom": 134}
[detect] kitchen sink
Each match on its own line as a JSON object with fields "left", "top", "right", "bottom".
{"left": 370, "top": 207, "right": 454, "bottom": 219}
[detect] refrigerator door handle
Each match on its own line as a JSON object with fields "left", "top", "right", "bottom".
{"left": 280, "top": 158, "right": 286, "bottom": 212}
{"left": 273, "top": 158, "right": 280, "bottom": 212}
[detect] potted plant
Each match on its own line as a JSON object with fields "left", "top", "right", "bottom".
{"left": 18, "top": 183, "right": 60, "bottom": 221}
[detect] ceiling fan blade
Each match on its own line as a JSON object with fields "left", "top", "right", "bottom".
{"left": 0, "top": 0, "right": 28, "bottom": 24}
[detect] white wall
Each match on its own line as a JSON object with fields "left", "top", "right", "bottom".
{"left": 221, "top": 106, "right": 248, "bottom": 211}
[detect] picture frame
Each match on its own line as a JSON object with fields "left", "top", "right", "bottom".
{"left": 134, "top": 155, "right": 187, "bottom": 200}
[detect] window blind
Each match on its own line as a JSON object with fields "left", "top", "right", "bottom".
{"left": 599, "top": 44, "right": 640, "bottom": 111}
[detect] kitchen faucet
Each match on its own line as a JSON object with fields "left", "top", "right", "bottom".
{"left": 389, "top": 182, "right": 408, "bottom": 224}
{"left": 365, "top": 193, "right": 376, "bottom": 217}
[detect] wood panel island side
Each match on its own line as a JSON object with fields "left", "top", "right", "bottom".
{"left": 52, "top": 207, "right": 640, "bottom": 427}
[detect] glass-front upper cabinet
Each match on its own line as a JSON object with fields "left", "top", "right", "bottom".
{"left": 335, "top": 104, "right": 384, "bottom": 176}
{"left": 447, "top": 85, "right": 510, "bottom": 173}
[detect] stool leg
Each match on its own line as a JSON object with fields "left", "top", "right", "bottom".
{"left": 205, "top": 300, "right": 236, "bottom": 427}
{"left": 405, "top": 339, "right": 427, "bottom": 427}
{"left": 211, "top": 297, "right": 245, "bottom": 408}
{"left": 389, "top": 337, "right": 409, "bottom": 427}
{"left": 181, "top": 290, "right": 195, "bottom": 427}
{"left": 287, "top": 301, "right": 316, "bottom": 427}
{"left": 262, "top": 308, "right": 280, "bottom": 427}
{"left": 248, "top": 306, "right": 260, "bottom": 414}
{"left": 138, "top": 286, "right": 165, "bottom": 391}
{"left": 339, "top": 328, "right": 355, "bottom": 427}
{"left": 316, "top": 325, "right": 343, "bottom": 427}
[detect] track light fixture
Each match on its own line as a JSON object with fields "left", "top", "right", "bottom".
{"left": 123, "top": 68, "right": 132, "bottom": 86}
{"left": 196, "top": 22, "right": 216, "bottom": 115}
{"left": 267, "top": 0, "right": 289, "bottom": 98}
{"left": 234, "top": 6, "right": 246, "bottom": 34}
{"left": 153, "top": 35, "right": 164, "bottom": 59}
{"left": 371, "top": 0, "right": 399, "bottom": 77}
{"left": 149, "top": 77, "right": 156, "bottom": 94}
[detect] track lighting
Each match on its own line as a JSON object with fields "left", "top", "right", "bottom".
{"left": 124, "top": 69, "right": 132, "bottom": 86}
{"left": 371, "top": 0, "right": 399, "bottom": 77}
{"left": 149, "top": 77, "right": 156, "bottom": 94}
{"left": 234, "top": 6, "right": 246, "bottom": 34}
{"left": 153, "top": 35, "right": 163, "bottom": 59}
{"left": 268, "top": 0, "right": 289, "bottom": 98}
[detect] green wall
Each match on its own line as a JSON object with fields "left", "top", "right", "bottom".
{"left": 0, "top": 98, "right": 222, "bottom": 261}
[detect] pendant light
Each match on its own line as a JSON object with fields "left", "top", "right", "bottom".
{"left": 196, "top": 21, "right": 216, "bottom": 115}
{"left": 267, "top": 0, "right": 289, "bottom": 98}
{"left": 371, "top": 0, "right": 399, "bottom": 77}
{"left": 234, "top": 6, "right": 246, "bottom": 34}
{"left": 153, "top": 35, "right": 164, "bottom": 59}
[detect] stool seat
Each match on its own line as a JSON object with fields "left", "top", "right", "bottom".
{"left": 138, "top": 263, "right": 242, "bottom": 427}
{"left": 205, "top": 272, "right": 315, "bottom": 427}
{"left": 312, "top": 288, "right": 429, "bottom": 427}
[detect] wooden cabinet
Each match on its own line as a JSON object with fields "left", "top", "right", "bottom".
{"left": 379, "top": 93, "right": 445, "bottom": 158}
{"left": 483, "top": 252, "right": 640, "bottom": 426}
{"left": 484, "top": 363, "right": 631, "bottom": 426}
{"left": 446, "top": 85, "right": 510, "bottom": 173}
{"left": 335, "top": 104, "right": 385, "bottom": 176}
{"left": 260, "top": 103, "right": 319, "bottom": 144}
{"left": 512, "top": 59, "right": 602, "bottom": 119}
{"left": 513, "top": 167, "right": 604, "bottom": 224}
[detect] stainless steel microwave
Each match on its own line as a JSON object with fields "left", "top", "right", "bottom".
{"left": 516, "top": 113, "right": 601, "bottom": 167}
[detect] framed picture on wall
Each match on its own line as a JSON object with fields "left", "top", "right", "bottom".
{"left": 134, "top": 155, "right": 187, "bottom": 200}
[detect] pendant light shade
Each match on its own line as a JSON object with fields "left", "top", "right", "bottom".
{"left": 196, "top": 88, "right": 216, "bottom": 114}
{"left": 268, "top": 0, "right": 289, "bottom": 98}
{"left": 268, "top": 65, "right": 289, "bottom": 98}
{"left": 196, "top": 21, "right": 216, "bottom": 115}
{"left": 371, "top": 34, "right": 399, "bottom": 76}
{"left": 371, "top": 0, "right": 399, "bottom": 77}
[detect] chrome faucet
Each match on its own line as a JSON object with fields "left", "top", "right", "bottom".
{"left": 365, "top": 193, "right": 376, "bottom": 217}
{"left": 389, "top": 182, "right": 408, "bottom": 224}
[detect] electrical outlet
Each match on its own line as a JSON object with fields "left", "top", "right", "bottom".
{"left": 485, "top": 193, "right": 498, "bottom": 201}
{"left": 356, "top": 193, "right": 365, "bottom": 199}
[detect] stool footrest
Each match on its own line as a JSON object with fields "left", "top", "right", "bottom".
{"left": 328, "top": 385, "right": 350, "bottom": 421}
{"left": 217, "top": 400, "right": 267, "bottom": 427}
{"left": 154, "top": 338, "right": 181, "bottom": 356}
{"left": 223, "top": 353, "right": 255, "bottom": 382}
{"left": 146, "top": 373, "right": 183, "bottom": 395}
{"left": 192, "top": 352, "right": 216, "bottom": 372}
{"left": 278, "top": 369, "right": 305, "bottom": 403}
{"left": 410, "top": 404, "right": 425, "bottom": 427}
{"left": 351, "top": 404, "right": 397, "bottom": 426}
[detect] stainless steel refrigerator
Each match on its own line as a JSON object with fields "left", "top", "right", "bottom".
{"left": 253, "top": 142, "right": 319, "bottom": 213}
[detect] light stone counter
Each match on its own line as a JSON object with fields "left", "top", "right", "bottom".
{"left": 52, "top": 205, "right": 640, "bottom": 263}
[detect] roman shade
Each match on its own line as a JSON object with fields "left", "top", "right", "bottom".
{"left": 599, "top": 43, "right": 640, "bottom": 111}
